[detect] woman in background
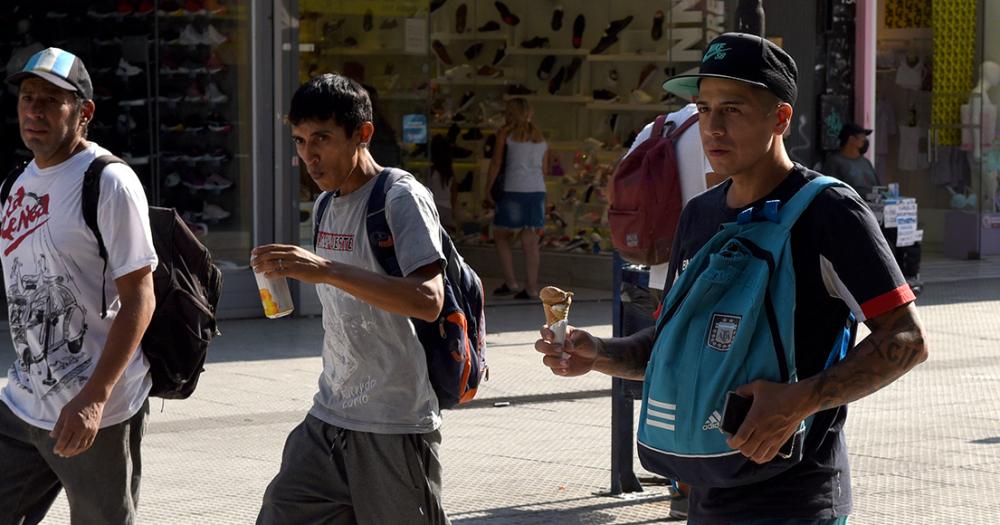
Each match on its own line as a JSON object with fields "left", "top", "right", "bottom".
{"left": 428, "top": 134, "right": 458, "bottom": 233}
{"left": 485, "top": 98, "right": 549, "bottom": 300}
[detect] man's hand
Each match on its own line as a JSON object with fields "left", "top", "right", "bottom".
{"left": 535, "top": 325, "right": 601, "bottom": 377}
{"left": 725, "top": 380, "right": 810, "bottom": 464}
{"left": 252, "top": 244, "right": 333, "bottom": 284}
{"left": 51, "top": 390, "right": 106, "bottom": 458}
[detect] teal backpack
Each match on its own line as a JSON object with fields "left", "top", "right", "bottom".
{"left": 637, "top": 176, "right": 855, "bottom": 488}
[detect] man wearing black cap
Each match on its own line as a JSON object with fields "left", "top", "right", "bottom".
{"left": 536, "top": 33, "right": 927, "bottom": 525}
{"left": 824, "top": 123, "right": 879, "bottom": 199}
{"left": 0, "top": 47, "right": 156, "bottom": 523}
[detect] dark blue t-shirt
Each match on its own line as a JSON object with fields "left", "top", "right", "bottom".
{"left": 664, "top": 166, "right": 914, "bottom": 524}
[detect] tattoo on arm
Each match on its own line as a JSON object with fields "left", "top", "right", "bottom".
{"left": 594, "top": 326, "right": 656, "bottom": 380}
{"left": 806, "top": 303, "right": 928, "bottom": 413}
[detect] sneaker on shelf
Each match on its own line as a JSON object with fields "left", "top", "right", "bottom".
{"left": 182, "top": 173, "right": 207, "bottom": 190}
{"left": 492, "top": 42, "right": 508, "bottom": 66}
{"left": 592, "top": 89, "right": 619, "bottom": 102}
{"left": 46, "top": 11, "right": 69, "bottom": 19}
{"left": 185, "top": 82, "right": 205, "bottom": 102}
{"left": 476, "top": 65, "right": 502, "bottom": 78}
{"left": 201, "top": 203, "right": 231, "bottom": 220}
{"left": 178, "top": 24, "right": 203, "bottom": 46}
{"left": 494, "top": 1, "right": 520, "bottom": 26}
{"left": 159, "top": 94, "right": 184, "bottom": 105}
{"left": 443, "top": 64, "right": 473, "bottom": 79}
{"left": 87, "top": 5, "right": 116, "bottom": 18}
{"left": 116, "top": 114, "right": 137, "bottom": 133}
{"left": 137, "top": 0, "right": 155, "bottom": 15}
{"left": 94, "top": 37, "right": 121, "bottom": 47}
{"left": 477, "top": 20, "right": 501, "bottom": 32}
{"left": 184, "top": 115, "right": 206, "bottom": 132}
{"left": 122, "top": 152, "right": 150, "bottom": 165}
{"left": 93, "top": 86, "right": 114, "bottom": 101}
{"left": 203, "top": 24, "right": 228, "bottom": 46}
{"left": 630, "top": 89, "right": 654, "bottom": 104}
{"left": 379, "top": 18, "right": 398, "bottom": 30}
{"left": 202, "top": 173, "right": 233, "bottom": 190}
{"left": 164, "top": 172, "right": 182, "bottom": 187}
{"left": 116, "top": 0, "right": 134, "bottom": 15}
{"left": 506, "top": 83, "right": 534, "bottom": 95}
{"left": 205, "top": 82, "right": 229, "bottom": 103}
{"left": 118, "top": 98, "right": 147, "bottom": 107}
{"left": 457, "top": 91, "right": 476, "bottom": 112}
{"left": 161, "top": 57, "right": 183, "bottom": 74}
{"left": 206, "top": 148, "right": 230, "bottom": 162}
{"left": 520, "top": 36, "right": 549, "bottom": 49}
{"left": 463, "top": 42, "right": 484, "bottom": 61}
{"left": 160, "top": 0, "right": 186, "bottom": 16}
{"left": 181, "top": 60, "right": 206, "bottom": 74}
{"left": 432, "top": 40, "right": 453, "bottom": 66}
{"left": 204, "top": 0, "right": 227, "bottom": 15}
{"left": 184, "top": 0, "right": 206, "bottom": 15}
{"left": 590, "top": 35, "right": 619, "bottom": 55}
{"left": 204, "top": 52, "right": 225, "bottom": 73}
{"left": 116, "top": 59, "right": 142, "bottom": 78}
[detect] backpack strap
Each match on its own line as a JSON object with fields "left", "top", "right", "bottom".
{"left": 650, "top": 114, "right": 669, "bottom": 141}
{"left": 82, "top": 155, "right": 127, "bottom": 319}
{"left": 365, "top": 169, "right": 464, "bottom": 313}
{"left": 665, "top": 113, "right": 699, "bottom": 140}
{"left": 1, "top": 161, "right": 29, "bottom": 206}
{"left": 313, "top": 191, "right": 334, "bottom": 250}
{"left": 777, "top": 175, "right": 846, "bottom": 229}
{"left": 365, "top": 168, "right": 406, "bottom": 277}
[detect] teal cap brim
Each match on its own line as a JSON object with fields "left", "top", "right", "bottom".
{"left": 662, "top": 74, "right": 770, "bottom": 99}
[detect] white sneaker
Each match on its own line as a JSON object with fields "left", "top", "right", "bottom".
{"left": 116, "top": 59, "right": 143, "bottom": 78}
{"left": 444, "top": 64, "right": 473, "bottom": 79}
{"left": 203, "top": 24, "right": 228, "bottom": 46}
{"left": 205, "top": 83, "right": 228, "bottom": 103}
{"left": 202, "top": 173, "right": 233, "bottom": 190}
{"left": 178, "top": 24, "right": 202, "bottom": 46}
{"left": 630, "top": 89, "right": 654, "bottom": 104}
{"left": 201, "top": 203, "right": 231, "bottom": 220}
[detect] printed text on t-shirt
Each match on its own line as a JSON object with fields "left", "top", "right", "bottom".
{"left": 317, "top": 231, "right": 355, "bottom": 252}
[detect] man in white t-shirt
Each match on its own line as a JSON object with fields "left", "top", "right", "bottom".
{"left": 624, "top": 103, "right": 723, "bottom": 290}
{"left": 0, "top": 48, "right": 157, "bottom": 523}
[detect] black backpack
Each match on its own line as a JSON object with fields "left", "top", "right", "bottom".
{"left": 1, "top": 155, "right": 223, "bottom": 399}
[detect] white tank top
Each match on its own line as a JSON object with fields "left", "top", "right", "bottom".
{"left": 503, "top": 137, "right": 547, "bottom": 193}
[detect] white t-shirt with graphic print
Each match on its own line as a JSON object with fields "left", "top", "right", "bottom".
{"left": 0, "top": 143, "right": 158, "bottom": 430}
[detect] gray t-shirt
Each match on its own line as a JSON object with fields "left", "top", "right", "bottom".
{"left": 310, "top": 170, "right": 445, "bottom": 434}
{"left": 822, "top": 153, "right": 878, "bottom": 198}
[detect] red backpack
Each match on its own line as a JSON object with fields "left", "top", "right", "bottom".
{"left": 609, "top": 113, "right": 699, "bottom": 265}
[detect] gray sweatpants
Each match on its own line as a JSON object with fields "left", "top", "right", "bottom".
{"left": 0, "top": 399, "right": 147, "bottom": 525}
{"left": 257, "top": 414, "right": 450, "bottom": 525}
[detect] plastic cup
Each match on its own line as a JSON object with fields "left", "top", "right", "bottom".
{"left": 254, "top": 271, "right": 293, "bottom": 319}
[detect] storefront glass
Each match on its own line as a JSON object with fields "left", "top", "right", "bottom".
{"left": 294, "top": 0, "right": 721, "bottom": 258}
{"left": 0, "top": 2, "right": 262, "bottom": 317}
{"left": 874, "top": 0, "right": 999, "bottom": 258}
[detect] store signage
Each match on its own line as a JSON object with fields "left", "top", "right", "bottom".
{"left": 668, "top": 0, "right": 726, "bottom": 66}
{"left": 403, "top": 114, "right": 428, "bottom": 144}
{"left": 984, "top": 214, "right": 1000, "bottom": 229}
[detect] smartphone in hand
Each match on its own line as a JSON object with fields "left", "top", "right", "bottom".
{"left": 720, "top": 391, "right": 796, "bottom": 459}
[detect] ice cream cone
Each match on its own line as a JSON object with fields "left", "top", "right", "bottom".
{"left": 541, "top": 286, "right": 574, "bottom": 350}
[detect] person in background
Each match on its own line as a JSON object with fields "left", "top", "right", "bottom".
{"left": 428, "top": 134, "right": 458, "bottom": 233}
{"left": 823, "top": 122, "right": 879, "bottom": 200}
{"left": 485, "top": 97, "right": 549, "bottom": 300}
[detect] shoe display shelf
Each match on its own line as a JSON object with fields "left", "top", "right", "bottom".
{"left": 427, "top": 0, "right": 681, "bottom": 254}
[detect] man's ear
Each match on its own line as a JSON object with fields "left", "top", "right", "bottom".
{"left": 81, "top": 99, "right": 96, "bottom": 124}
{"left": 775, "top": 103, "right": 793, "bottom": 136}
{"left": 357, "top": 121, "right": 375, "bottom": 147}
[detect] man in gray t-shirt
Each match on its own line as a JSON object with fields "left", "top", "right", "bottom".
{"left": 253, "top": 74, "right": 450, "bottom": 525}
{"left": 824, "top": 122, "right": 879, "bottom": 200}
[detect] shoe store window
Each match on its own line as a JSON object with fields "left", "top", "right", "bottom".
{"left": 428, "top": 0, "right": 685, "bottom": 257}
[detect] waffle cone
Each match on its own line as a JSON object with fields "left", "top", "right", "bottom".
{"left": 540, "top": 286, "right": 574, "bottom": 325}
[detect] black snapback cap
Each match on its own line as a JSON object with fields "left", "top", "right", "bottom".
{"left": 663, "top": 33, "right": 798, "bottom": 105}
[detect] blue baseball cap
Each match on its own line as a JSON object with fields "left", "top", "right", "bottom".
{"left": 5, "top": 47, "right": 94, "bottom": 100}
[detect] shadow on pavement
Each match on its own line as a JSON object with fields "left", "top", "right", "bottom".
{"left": 449, "top": 494, "right": 672, "bottom": 525}
{"left": 914, "top": 279, "right": 1000, "bottom": 307}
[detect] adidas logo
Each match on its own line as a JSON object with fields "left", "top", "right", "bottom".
{"left": 702, "top": 410, "right": 722, "bottom": 431}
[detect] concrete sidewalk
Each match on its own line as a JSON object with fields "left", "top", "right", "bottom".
{"left": 9, "top": 278, "right": 1000, "bottom": 524}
